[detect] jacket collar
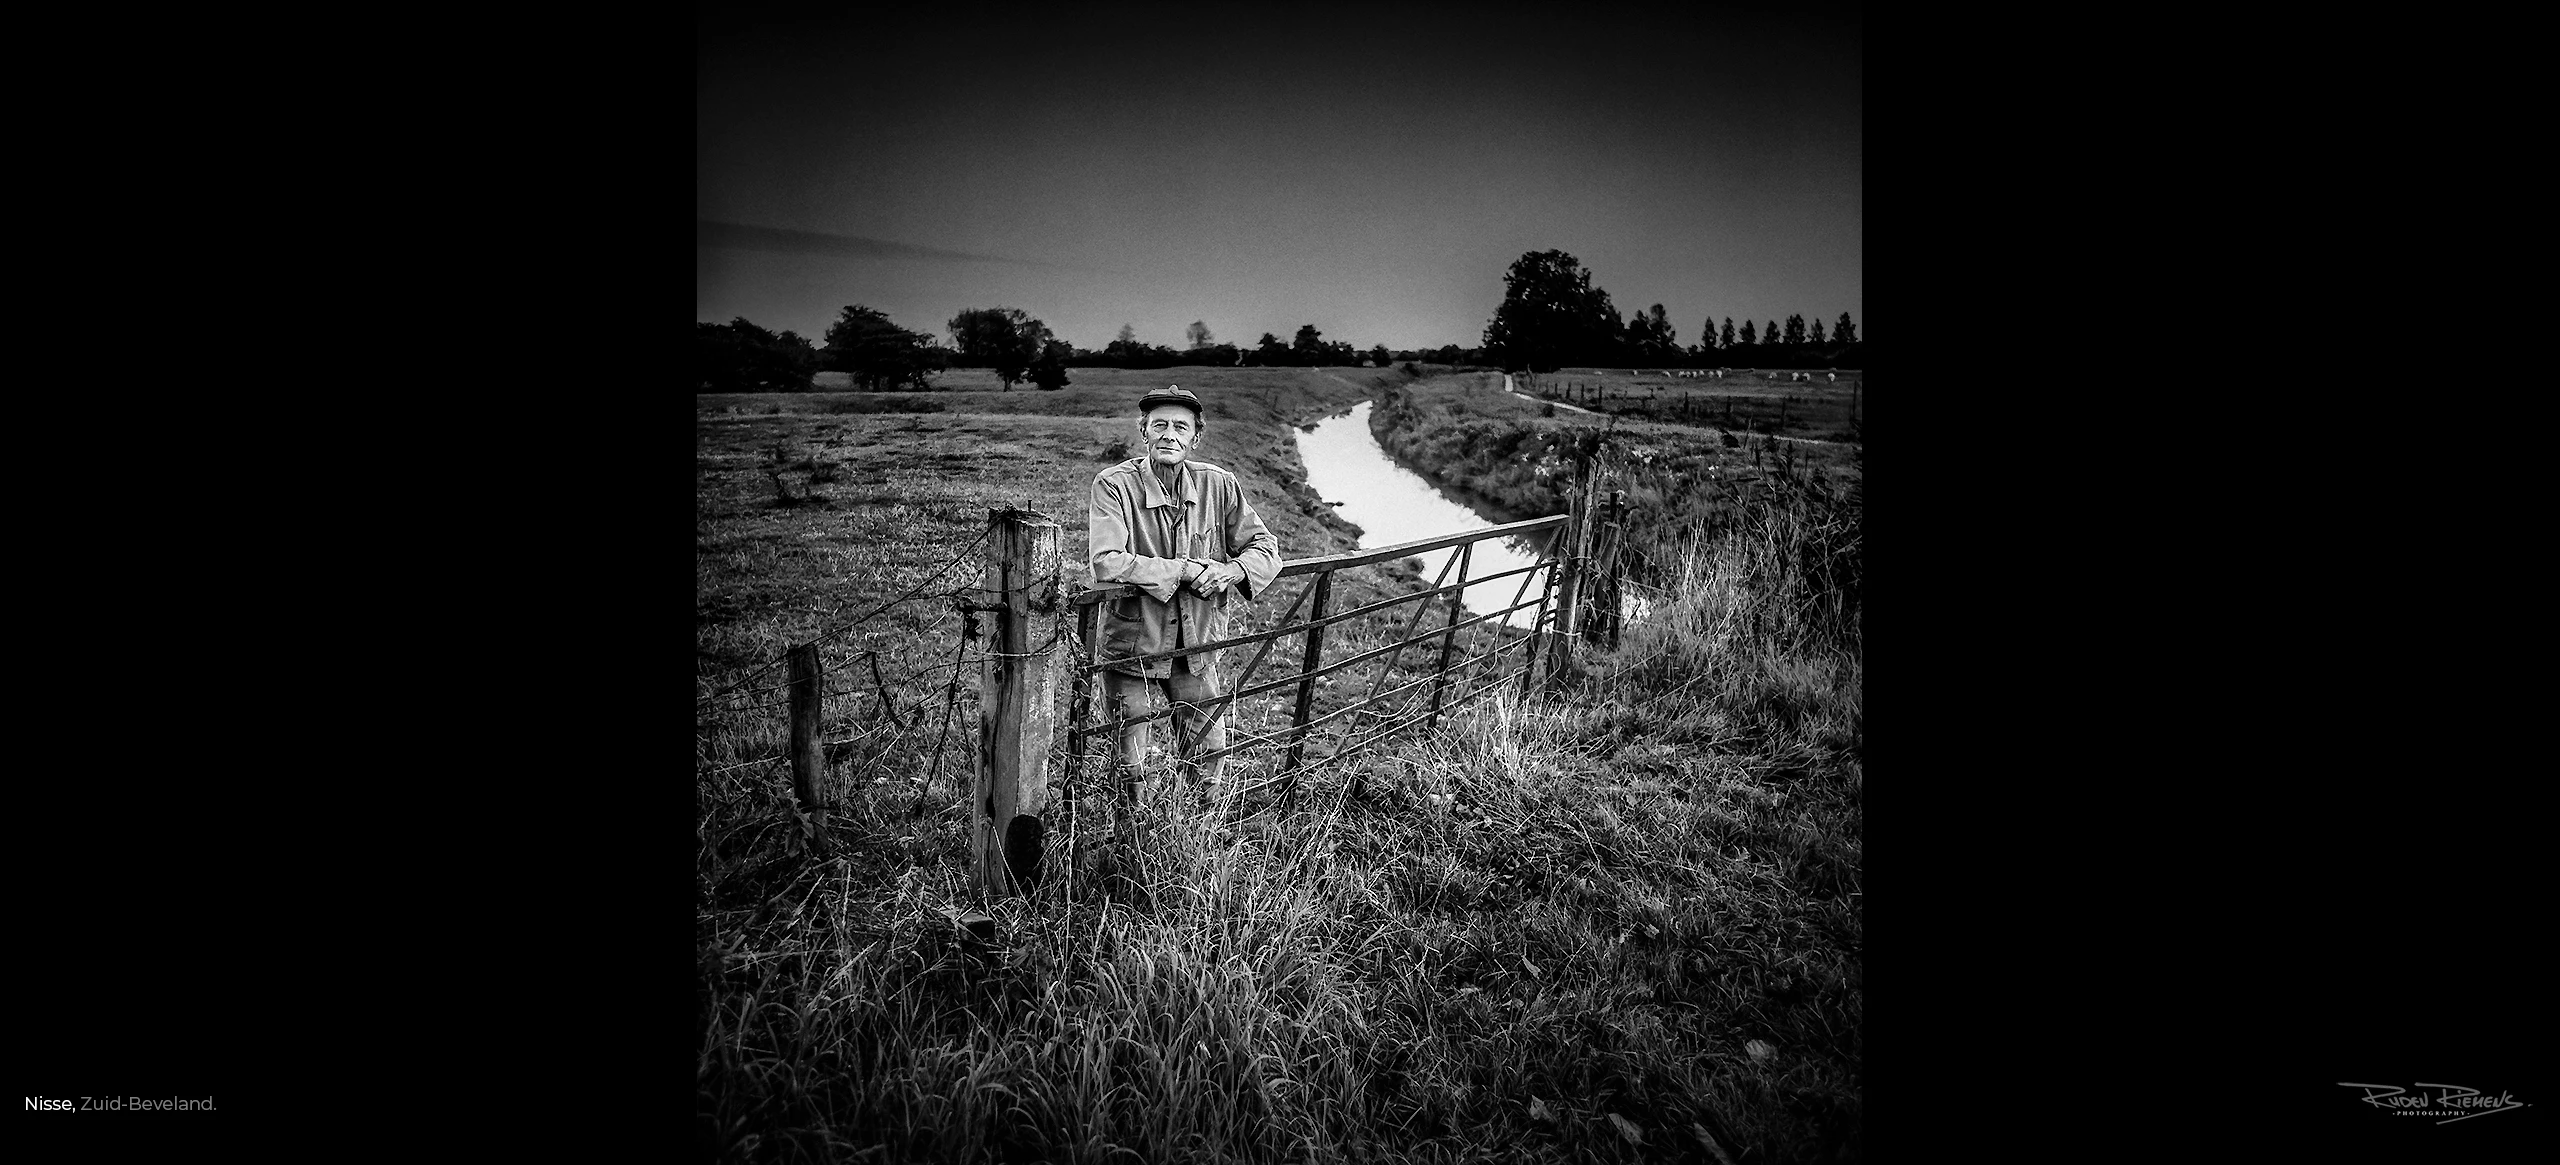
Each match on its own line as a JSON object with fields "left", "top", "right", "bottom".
{"left": 1135, "top": 459, "right": 1188, "bottom": 509}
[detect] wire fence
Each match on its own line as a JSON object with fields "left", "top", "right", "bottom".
{"left": 699, "top": 478, "right": 1631, "bottom": 898}
{"left": 694, "top": 524, "right": 992, "bottom": 707}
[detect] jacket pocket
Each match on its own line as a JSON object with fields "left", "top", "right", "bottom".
{"left": 1102, "top": 593, "right": 1146, "bottom": 662}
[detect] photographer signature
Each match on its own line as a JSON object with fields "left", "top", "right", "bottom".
{"left": 2337, "top": 1082, "right": 2529, "bottom": 1123}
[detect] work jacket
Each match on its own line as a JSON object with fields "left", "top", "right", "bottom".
{"left": 1089, "top": 457, "right": 1282, "bottom": 678}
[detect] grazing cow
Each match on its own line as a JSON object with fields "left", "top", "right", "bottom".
{"left": 1826, "top": 372, "right": 1836, "bottom": 383}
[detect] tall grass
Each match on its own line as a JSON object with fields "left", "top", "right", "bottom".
{"left": 702, "top": 673, "right": 1860, "bottom": 1162}
{"left": 698, "top": 372, "right": 1861, "bottom": 1163}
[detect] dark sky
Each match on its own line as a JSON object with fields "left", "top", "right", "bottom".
{"left": 698, "top": 3, "right": 1861, "bottom": 353}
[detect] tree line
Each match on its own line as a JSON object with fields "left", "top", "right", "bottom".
{"left": 1482, "top": 250, "right": 1861, "bottom": 373}
{"left": 694, "top": 246, "right": 1846, "bottom": 393}
{"left": 697, "top": 306, "right": 1482, "bottom": 393}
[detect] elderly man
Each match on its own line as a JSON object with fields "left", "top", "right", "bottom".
{"left": 1089, "top": 385, "right": 1282, "bottom": 803}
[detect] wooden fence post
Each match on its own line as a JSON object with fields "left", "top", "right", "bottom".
{"left": 1591, "top": 484, "right": 1620, "bottom": 648}
{"left": 1597, "top": 491, "right": 1628, "bottom": 650}
{"left": 976, "top": 507, "right": 1061, "bottom": 898}
{"left": 1548, "top": 480, "right": 1585, "bottom": 691}
{"left": 1283, "top": 569, "right": 1334, "bottom": 775}
{"left": 788, "top": 642, "right": 828, "bottom": 843}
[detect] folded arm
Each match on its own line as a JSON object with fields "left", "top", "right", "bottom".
{"left": 1089, "top": 477, "right": 1190, "bottom": 602}
{"left": 1224, "top": 494, "right": 1282, "bottom": 601}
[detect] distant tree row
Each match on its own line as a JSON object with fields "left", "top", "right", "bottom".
{"left": 692, "top": 308, "right": 948, "bottom": 393}
{"left": 1482, "top": 249, "right": 1862, "bottom": 372}
{"left": 696, "top": 318, "right": 822, "bottom": 393}
{"left": 700, "top": 306, "right": 1494, "bottom": 395}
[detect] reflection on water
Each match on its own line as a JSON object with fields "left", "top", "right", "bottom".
{"left": 1292, "top": 402, "right": 1553, "bottom": 628}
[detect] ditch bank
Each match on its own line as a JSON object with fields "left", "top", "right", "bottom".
{"left": 1366, "top": 376, "right": 1863, "bottom": 629}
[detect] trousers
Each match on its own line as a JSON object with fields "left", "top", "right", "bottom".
{"left": 1102, "top": 660, "right": 1228, "bottom": 793}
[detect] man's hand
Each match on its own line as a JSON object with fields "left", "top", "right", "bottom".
{"left": 1176, "top": 558, "right": 1206, "bottom": 585}
{"left": 1189, "top": 559, "right": 1246, "bottom": 596}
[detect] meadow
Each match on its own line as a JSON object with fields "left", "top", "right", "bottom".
{"left": 696, "top": 366, "right": 1862, "bottom": 1163}
{"left": 1513, "top": 370, "right": 1863, "bottom": 445}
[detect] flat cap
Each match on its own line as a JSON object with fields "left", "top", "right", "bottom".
{"left": 1137, "top": 385, "right": 1202, "bottom": 416}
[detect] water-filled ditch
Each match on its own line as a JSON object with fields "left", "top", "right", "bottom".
{"left": 1290, "top": 400, "right": 1555, "bottom": 629}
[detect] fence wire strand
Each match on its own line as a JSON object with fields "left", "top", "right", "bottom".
{"left": 697, "top": 526, "right": 991, "bottom": 704}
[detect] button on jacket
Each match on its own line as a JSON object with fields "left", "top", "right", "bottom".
{"left": 1089, "top": 458, "right": 1282, "bottom": 679}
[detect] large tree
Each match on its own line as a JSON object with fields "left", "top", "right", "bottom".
{"left": 1721, "top": 318, "right": 1737, "bottom": 351}
{"left": 947, "top": 307, "right": 1054, "bottom": 390}
{"left": 1185, "top": 320, "right": 1214, "bottom": 350}
{"left": 1739, "top": 319, "right": 1757, "bottom": 348}
{"left": 1252, "top": 332, "right": 1288, "bottom": 367}
{"left": 821, "top": 305, "right": 943, "bottom": 391}
{"left": 1292, "top": 324, "right": 1325, "bottom": 366}
{"left": 1481, "top": 249, "right": 1621, "bottom": 373}
{"left": 1783, "top": 314, "right": 1807, "bottom": 347}
{"left": 1835, "top": 312, "right": 1858, "bottom": 344}
{"left": 698, "top": 317, "right": 821, "bottom": 393}
{"left": 1810, "top": 318, "right": 1826, "bottom": 345}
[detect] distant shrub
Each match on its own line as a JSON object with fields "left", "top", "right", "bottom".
{"left": 1100, "top": 438, "right": 1129, "bottom": 462}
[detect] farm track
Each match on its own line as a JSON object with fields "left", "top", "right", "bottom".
{"left": 1505, "top": 373, "right": 1598, "bottom": 415}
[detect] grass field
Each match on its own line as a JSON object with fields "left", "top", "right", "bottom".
{"left": 696, "top": 366, "right": 1862, "bottom": 1163}
{"left": 1514, "top": 370, "right": 1863, "bottom": 444}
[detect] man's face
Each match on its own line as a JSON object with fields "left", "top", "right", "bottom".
{"left": 1140, "top": 405, "right": 1200, "bottom": 467}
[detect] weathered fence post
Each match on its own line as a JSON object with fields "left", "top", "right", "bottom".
{"left": 1597, "top": 490, "right": 1628, "bottom": 650}
{"left": 1283, "top": 569, "right": 1335, "bottom": 775}
{"left": 975, "top": 507, "right": 1061, "bottom": 898}
{"left": 1592, "top": 484, "right": 1620, "bottom": 647}
{"left": 1548, "top": 479, "right": 1586, "bottom": 691}
{"left": 788, "top": 642, "right": 828, "bottom": 843}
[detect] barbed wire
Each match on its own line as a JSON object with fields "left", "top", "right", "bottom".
{"left": 697, "top": 585, "right": 981, "bottom": 709}
{"left": 696, "top": 526, "right": 992, "bottom": 705}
